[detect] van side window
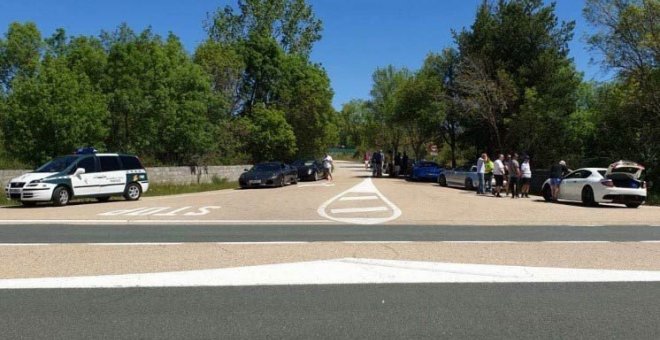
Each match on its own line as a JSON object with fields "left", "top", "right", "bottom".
{"left": 120, "top": 156, "right": 143, "bottom": 170}
{"left": 76, "top": 157, "right": 97, "bottom": 173}
{"left": 99, "top": 156, "right": 121, "bottom": 172}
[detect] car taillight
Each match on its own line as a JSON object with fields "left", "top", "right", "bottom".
{"left": 601, "top": 180, "right": 614, "bottom": 187}
{"left": 642, "top": 181, "right": 646, "bottom": 189}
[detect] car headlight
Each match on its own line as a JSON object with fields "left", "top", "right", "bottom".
{"left": 307, "top": 169, "right": 312, "bottom": 175}
{"left": 30, "top": 179, "right": 42, "bottom": 184}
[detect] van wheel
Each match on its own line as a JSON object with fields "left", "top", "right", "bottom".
{"left": 52, "top": 187, "right": 71, "bottom": 206}
{"left": 625, "top": 203, "right": 641, "bottom": 208}
{"left": 96, "top": 196, "right": 111, "bottom": 202}
{"left": 581, "top": 186, "right": 597, "bottom": 206}
{"left": 542, "top": 185, "right": 552, "bottom": 202}
{"left": 124, "top": 183, "right": 142, "bottom": 201}
{"left": 438, "top": 175, "right": 447, "bottom": 187}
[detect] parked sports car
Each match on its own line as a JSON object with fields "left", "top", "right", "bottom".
{"left": 410, "top": 161, "right": 443, "bottom": 182}
{"left": 239, "top": 162, "right": 298, "bottom": 188}
{"left": 292, "top": 159, "right": 323, "bottom": 181}
{"left": 541, "top": 161, "right": 647, "bottom": 208}
{"left": 438, "top": 165, "right": 479, "bottom": 189}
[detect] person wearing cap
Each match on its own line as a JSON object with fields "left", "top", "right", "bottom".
{"left": 548, "top": 160, "right": 571, "bottom": 201}
{"left": 520, "top": 156, "right": 532, "bottom": 198}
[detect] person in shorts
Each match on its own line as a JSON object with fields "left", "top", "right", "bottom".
{"left": 520, "top": 156, "right": 532, "bottom": 198}
{"left": 508, "top": 153, "right": 521, "bottom": 199}
{"left": 322, "top": 153, "right": 334, "bottom": 181}
{"left": 493, "top": 154, "right": 505, "bottom": 197}
{"left": 548, "top": 160, "right": 570, "bottom": 201}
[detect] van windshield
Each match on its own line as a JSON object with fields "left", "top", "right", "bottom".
{"left": 35, "top": 156, "right": 78, "bottom": 173}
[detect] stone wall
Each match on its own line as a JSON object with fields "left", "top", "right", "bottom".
{"left": 1, "top": 165, "right": 250, "bottom": 186}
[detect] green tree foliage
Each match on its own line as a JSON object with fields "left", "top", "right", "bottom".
{"left": 205, "top": 0, "right": 322, "bottom": 56}
{"left": 454, "top": 0, "right": 581, "bottom": 162}
{"left": 369, "top": 66, "right": 412, "bottom": 153}
{"left": 3, "top": 57, "right": 108, "bottom": 164}
{"left": 338, "top": 99, "right": 370, "bottom": 149}
{"left": 244, "top": 104, "right": 297, "bottom": 162}
{"left": 0, "top": 22, "right": 42, "bottom": 94}
{"left": 584, "top": 0, "right": 659, "bottom": 188}
{"left": 101, "top": 26, "right": 214, "bottom": 165}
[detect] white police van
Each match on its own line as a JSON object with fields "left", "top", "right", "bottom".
{"left": 4, "top": 148, "right": 149, "bottom": 206}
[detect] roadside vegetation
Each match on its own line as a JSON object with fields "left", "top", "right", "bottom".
{"left": 144, "top": 178, "right": 238, "bottom": 197}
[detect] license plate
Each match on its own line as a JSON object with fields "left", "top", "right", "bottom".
{"left": 249, "top": 180, "right": 261, "bottom": 184}
{"left": 9, "top": 189, "right": 21, "bottom": 194}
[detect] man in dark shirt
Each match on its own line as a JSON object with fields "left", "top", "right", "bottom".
{"left": 509, "top": 153, "right": 521, "bottom": 198}
{"left": 549, "top": 160, "right": 570, "bottom": 201}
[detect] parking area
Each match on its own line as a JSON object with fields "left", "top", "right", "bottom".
{"left": 1, "top": 161, "right": 659, "bottom": 226}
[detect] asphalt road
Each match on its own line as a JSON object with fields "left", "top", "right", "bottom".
{"left": 1, "top": 224, "right": 660, "bottom": 243}
{"left": 2, "top": 283, "right": 659, "bottom": 339}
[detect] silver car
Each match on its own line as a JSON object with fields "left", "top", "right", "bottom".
{"left": 438, "top": 165, "right": 479, "bottom": 190}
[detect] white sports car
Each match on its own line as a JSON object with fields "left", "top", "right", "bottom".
{"left": 541, "top": 161, "right": 647, "bottom": 208}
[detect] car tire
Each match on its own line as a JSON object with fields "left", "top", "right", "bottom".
{"left": 314, "top": 171, "right": 319, "bottom": 181}
{"left": 21, "top": 201, "right": 37, "bottom": 207}
{"left": 292, "top": 176, "right": 298, "bottom": 184}
{"left": 465, "top": 178, "right": 474, "bottom": 190}
{"left": 279, "top": 175, "right": 286, "bottom": 187}
{"left": 438, "top": 175, "right": 447, "bottom": 187}
{"left": 542, "top": 185, "right": 552, "bottom": 202}
{"left": 625, "top": 203, "right": 641, "bottom": 208}
{"left": 96, "top": 196, "right": 111, "bottom": 202}
{"left": 124, "top": 183, "right": 142, "bottom": 201}
{"left": 52, "top": 186, "right": 71, "bottom": 206}
{"left": 581, "top": 186, "right": 598, "bottom": 206}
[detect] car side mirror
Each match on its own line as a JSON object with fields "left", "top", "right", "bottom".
{"left": 244, "top": 168, "right": 249, "bottom": 172}
{"left": 74, "top": 168, "right": 85, "bottom": 176}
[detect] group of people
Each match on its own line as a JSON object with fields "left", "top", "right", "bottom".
{"left": 476, "top": 153, "right": 532, "bottom": 198}
{"left": 365, "top": 150, "right": 409, "bottom": 178}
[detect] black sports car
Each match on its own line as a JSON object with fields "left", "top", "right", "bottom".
{"left": 239, "top": 162, "right": 299, "bottom": 188}
{"left": 292, "top": 159, "right": 324, "bottom": 181}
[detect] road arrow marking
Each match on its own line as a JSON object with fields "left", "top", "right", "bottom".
{"left": 318, "top": 178, "right": 401, "bottom": 225}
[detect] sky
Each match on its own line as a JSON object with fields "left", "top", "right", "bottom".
{"left": 0, "top": 0, "right": 609, "bottom": 109}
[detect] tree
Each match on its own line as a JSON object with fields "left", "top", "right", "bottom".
{"left": 3, "top": 57, "right": 108, "bottom": 165}
{"left": 205, "top": 0, "right": 322, "bottom": 56}
{"left": 454, "top": 0, "right": 581, "bottom": 161}
{"left": 244, "top": 104, "right": 297, "bottom": 162}
{"left": 0, "top": 22, "right": 42, "bottom": 95}
{"left": 369, "top": 66, "right": 412, "bottom": 155}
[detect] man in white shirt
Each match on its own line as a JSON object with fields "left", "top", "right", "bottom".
{"left": 476, "top": 153, "right": 486, "bottom": 195}
{"left": 493, "top": 154, "right": 505, "bottom": 197}
{"left": 322, "top": 154, "right": 334, "bottom": 181}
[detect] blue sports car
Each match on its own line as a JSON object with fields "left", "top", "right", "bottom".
{"left": 410, "top": 161, "right": 443, "bottom": 181}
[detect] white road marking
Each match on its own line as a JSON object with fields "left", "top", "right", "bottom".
{"left": 3, "top": 258, "right": 660, "bottom": 288}
{"left": 0, "top": 243, "right": 51, "bottom": 246}
{"left": 0, "top": 219, "right": 333, "bottom": 225}
{"left": 318, "top": 178, "right": 402, "bottom": 225}
{"left": 339, "top": 196, "right": 379, "bottom": 201}
{"left": 94, "top": 243, "right": 184, "bottom": 246}
{"left": 297, "top": 183, "right": 335, "bottom": 188}
{"left": 330, "top": 207, "right": 388, "bottom": 214}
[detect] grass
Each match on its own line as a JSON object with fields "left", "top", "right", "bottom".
{"left": 1, "top": 178, "right": 238, "bottom": 206}
{"left": 144, "top": 180, "right": 238, "bottom": 197}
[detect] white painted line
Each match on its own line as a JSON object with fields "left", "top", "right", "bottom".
{"left": 0, "top": 243, "right": 51, "bottom": 246}
{"left": 441, "top": 241, "right": 519, "bottom": 244}
{"left": 640, "top": 240, "right": 660, "bottom": 243}
{"left": 339, "top": 196, "right": 379, "bottom": 201}
{"left": 297, "top": 183, "right": 335, "bottom": 188}
{"left": 317, "top": 178, "right": 402, "bottom": 225}
{"left": 215, "top": 241, "right": 310, "bottom": 245}
{"left": 340, "top": 241, "right": 413, "bottom": 244}
{"left": 330, "top": 207, "right": 388, "bottom": 214}
{"left": 94, "top": 243, "right": 184, "bottom": 246}
{"left": 3, "top": 258, "right": 660, "bottom": 289}
{"left": 0, "top": 219, "right": 334, "bottom": 225}
{"left": 541, "top": 241, "right": 611, "bottom": 244}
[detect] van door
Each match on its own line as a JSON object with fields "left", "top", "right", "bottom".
{"left": 70, "top": 156, "right": 100, "bottom": 197}
{"left": 98, "top": 156, "right": 127, "bottom": 194}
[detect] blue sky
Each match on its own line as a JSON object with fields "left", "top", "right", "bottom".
{"left": 0, "top": 0, "right": 608, "bottom": 109}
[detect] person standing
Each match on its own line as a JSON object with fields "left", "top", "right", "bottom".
{"left": 548, "top": 160, "right": 570, "bottom": 201}
{"left": 394, "top": 152, "right": 402, "bottom": 177}
{"left": 364, "top": 151, "right": 371, "bottom": 170}
{"left": 484, "top": 155, "right": 494, "bottom": 194}
{"left": 322, "top": 153, "right": 334, "bottom": 181}
{"left": 476, "top": 153, "right": 486, "bottom": 195}
{"left": 504, "top": 154, "right": 512, "bottom": 196}
{"left": 520, "top": 156, "right": 532, "bottom": 198}
{"left": 401, "top": 152, "right": 409, "bottom": 177}
{"left": 509, "top": 153, "right": 521, "bottom": 199}
{"left": 493, "top": 154, "right": 505, "bottom": 197}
